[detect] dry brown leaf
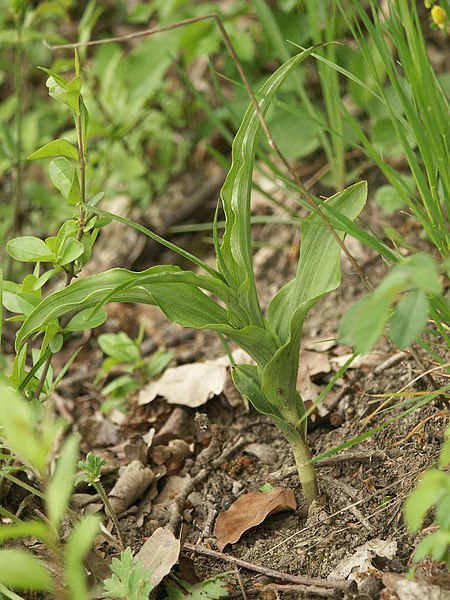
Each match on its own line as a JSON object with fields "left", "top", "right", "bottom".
{"left": 138, "top": 358, "right": 227, "bottom": 407}
{"left": 134, "top": 527, "right": 181, "bottom": 588}
{"left": 138, "top": 350, "right": 252, "bottom": 408}
{"left": 108, "top": 460, "right": 154, "bottom": 514}
{"left": 214, "top": 487, "right": 297, "bottom": 552}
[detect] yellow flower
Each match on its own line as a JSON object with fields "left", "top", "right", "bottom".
{"left": 424, "top": 0, "right": 432, "bottom": 7}
{"left": 431, "top": 5, "right": 447, "bottom": 29}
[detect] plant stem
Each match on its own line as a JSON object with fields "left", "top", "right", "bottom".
{"left": 283, "top": 427, "right": 319, "bottom": 506}
{"left": 94, "top": 480, "right": 126, "bottom": 550}
{"left": 6, "top": 15, "right": 25, "bottom": 278}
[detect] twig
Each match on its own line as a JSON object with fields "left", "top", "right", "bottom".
{"left": 409, "top": 346, "right": 450, "bottom": 411}
{"left": 233, "top": 567, "right": 248, "bottom": 600}
{"left": 268, "top": 449, "right": 389, "bottom": 481}
{"left": 183, "top": 542, "right": 357, "bottom": 593}
{"left": 320, "top": 474, "right": 372, "bottom": 532}
{"left": 167, "top": 418, "right": 245, "bottom": 535}
{"left": 256, "top": 582, "right": 342, "bottom": 598}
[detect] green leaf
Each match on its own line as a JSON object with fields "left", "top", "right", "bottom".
{"left": 375, "top": 184, "right": 407, "bottom": 214}
{"left": 65, "top": 307, "right": 108, "bottom": 332}
{"left": 436, "top": 493, "right": 450, "bottom": 530}
{"left": 218, "top": 48, "right": 314, "bottom": 328}
{"left": 48, "top": 157, "right": 76, "bottom": 199}
{"left": 414, "top": 531, "right": 450, "bottom": 564}
{"left": 46, "top": 436, "right": 79, "bottom": 531}
{"left": 0, "top": 550, "right": 53, "bottom": 591}
{"left": 7, "top": 237, "right": 55, "bottom": 263}
{"left": 0, "top": 383, "right": 58, "bottom": 476}
{"left": 268, "top": 182, "right": 368, "bottom": 343}
{"left": 402, "top": 253, "right": 441, "bottom": 295}
{"left": 439, "top": 428, "right": 450, "bottom": 467}
{"left": 103, "top": 548, "right": 153, "bottom": 600}
{"left": 15, "top": 266, "right": 233, "bottom": 350}
{"left": 64, "top": 515, "right": 100, "bottom": 600}
{"left": 150, "top": 283, "right": 229, "bottom": 329}
{"left": 58, "top": 238, "right": 84, "bottom": 265}
{"left": 404, "top": 469, "right": 448, "bottom": 532}
{"left": 28, "top": 139, "right": 79, "bottom": 161}
{"left": 339, "top": 292, "right": 392, "bottom": 354}
{"left": 145, "top": 349, "right": 173, "bottom": 379}
{"left": 165, "top": 573, "right": 229, "bottom": 599}
{"left": 0, "top": 521, "right": 49, "bottom": 544}
{"left": 98, "top": 332, "right": 141, "bottom": 363}
{"left": 262, "top": 183, "right": 366, "bottom": 427}
{"left": 389, "top": 290, "right": 429, "bottom": 348}
{"left": 67, "top": 170, "right": 81, "bottom": 205}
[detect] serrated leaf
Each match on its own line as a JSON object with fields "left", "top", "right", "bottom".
{"left": 28, "top": 139, "right": 79, "bottom": 161}
{"left": 7, "top": 236, "right": 55, "bottom": 263}
{"left": 103, "top": 548, "right": 153, "bottom": 600}
{"left": 165, "top": 574, "right": 230, "bottom": 599}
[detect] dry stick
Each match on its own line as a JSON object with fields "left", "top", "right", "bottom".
{"left": 183, "top": 542, "right": 356, "bottom": 594}
{"left": 256, "top": 583, "right": 341, "bottom": 599}
{"left": 408, "top": 345, "right": 450, "bottom": 412}
{"left": 45, "top": 12, "right": 372, "bottom": 294}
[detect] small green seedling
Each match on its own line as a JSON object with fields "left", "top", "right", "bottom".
{"left": 103, "top": 548, "right": 153, "bottom": 600}
{"left": 0, "top": 383, "right": 100, "bottom": 598}
{"left": 165, "top": 573, "right": 230, "bottom": 599}
{"left": 96, "top": 325, "right": 173, "bottom": 413}
{"left": 77, "top": 452, "right": 125, "bottom": 550}
{"left": 404, "top": 425, "right": 450, "bottom": 566}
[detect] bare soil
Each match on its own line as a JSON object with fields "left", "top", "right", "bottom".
{"left": 3, "top": 172, "right": 449, "bottom": 600}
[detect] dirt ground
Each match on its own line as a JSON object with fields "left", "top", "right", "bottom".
{"left": 2, "top": 162, "right": 449, "bottom": 599}
{"left": 31, "top": 170, "right": 449, "bottom": 599}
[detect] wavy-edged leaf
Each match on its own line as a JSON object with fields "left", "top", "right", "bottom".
{"left": 16, "top": 267, "right": 239, "bottom": 351}
{"left": 218, "top": 48, "right": 314, "bottom": 327}
{"left": 267, "top": 182, "right": 368, "bottom": 343}
{"left": 261, "top": 183, "right": 367, "bottom": 431}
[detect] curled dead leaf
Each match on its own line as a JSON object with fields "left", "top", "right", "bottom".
{"left": 214, "top": 487, "right": 297, "bottom": 552}
{"left": 108, "top": 460, "right": 154, "bottom": 514}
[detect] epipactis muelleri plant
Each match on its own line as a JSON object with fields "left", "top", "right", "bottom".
{"left": 13, "top": 50, "right": 367, "bottom": 506}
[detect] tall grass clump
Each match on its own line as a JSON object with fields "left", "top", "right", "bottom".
{"left": 333, "top": 0, "right": 450, "bottom": 354}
